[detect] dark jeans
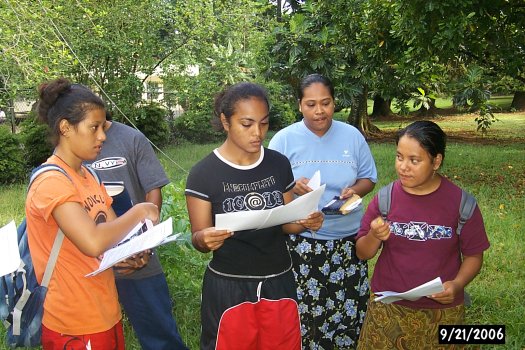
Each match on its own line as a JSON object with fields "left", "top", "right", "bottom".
{"left": 116, "top": 273, "right": 188, "bottom": 350}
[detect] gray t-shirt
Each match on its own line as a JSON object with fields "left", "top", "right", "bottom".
{"left": 88, "top": 121, "right": 170, "bottom": 279}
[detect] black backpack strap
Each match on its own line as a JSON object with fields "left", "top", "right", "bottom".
{"left": 457, "top": 189, "right": 477, "bottom": 235}
{"left": 377, "top": 182, "right": 394, "bottom": 220}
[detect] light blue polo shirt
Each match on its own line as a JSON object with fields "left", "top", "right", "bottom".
{"left": 269, "top": 120, "right": 377, "bottom": 240}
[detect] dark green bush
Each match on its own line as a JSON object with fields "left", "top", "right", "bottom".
{"left": 264, "top": 80, "right": 297, "bottom": 130}
{"left": 173, "top": 110, "right": 223, "bottom": 143}
{"left": 0, "top": 128, "right": 26, "bottom": 184}
{"left": 19, "top": 113, "right": 53, "bottom": 169}
{"left": 124, "top": 103, "right": 171, "bottom": 147}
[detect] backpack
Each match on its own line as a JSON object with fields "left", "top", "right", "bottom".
{"left": 0, "top": 163, "right": 99, "bottom": 348}
{"left": 377, "top": 181, "right": 477, "bottom": 235}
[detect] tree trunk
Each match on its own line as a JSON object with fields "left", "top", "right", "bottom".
{"left": 416, "top": 97, "right": 438, "bottom": 117}
{"left": 347, "top": 86, "right": 380, "bottom": 137}
{"left": 276, "top": 0, "right": 282, "bottom": 22}
{"left": 370, "top": 95, "right": 392, "bottom": 118}
{"left": 7, "top": 99, "right": 15, "bottom": 134}
{"left": 511, "top": 91, "right": 525, "bottom": 111}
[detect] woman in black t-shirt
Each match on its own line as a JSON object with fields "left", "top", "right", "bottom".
{"left": 185, "top": 82, "right": 323, "bottom": 350}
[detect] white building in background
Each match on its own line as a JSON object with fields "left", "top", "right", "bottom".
{"left": 137, "top": 64, "right": 199, "bottom": 117}
{"left": 10, "top": 65, "right": 199, "bottom": 120}
{"left": 12, "top": 99, "right": 34, "bottom": 118}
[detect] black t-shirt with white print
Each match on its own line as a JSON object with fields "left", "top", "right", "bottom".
{"left": 185, "top": 147, "right": 295, "bottom": 278}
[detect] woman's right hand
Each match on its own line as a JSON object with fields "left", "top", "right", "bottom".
{"left": 192, "top": 227, "right": 233, "bottom": 252}
{"left": 136, "top": 202, "right": 160, "bottom": 224}
{"left": 370, "top": 216, "right": 391, "bottom": 241}
{"left": 293, "top": 177, "right": 313, "bottom": 196}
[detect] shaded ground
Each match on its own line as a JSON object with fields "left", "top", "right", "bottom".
{"left": 366, "top": 110, "right": 525, "bottom": 145}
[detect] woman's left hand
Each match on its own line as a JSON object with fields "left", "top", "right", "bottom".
{"left": 298, "top": 211, "right": 324, "bottom": 231}
{"left": 428, "top": 280, "right": 461, "bottom": 304}
{"left": 339, "top": 187, "right": 355, "bottom": 199}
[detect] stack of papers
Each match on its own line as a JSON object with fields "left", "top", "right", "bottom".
{"left": 374, "top": 277, "right": 444, "bottom": 304}
{"left": 0, "top": 221, "right": 21, "bottom": 276}
{"left": 321, "top": 194, "right": 362, "bottom": 215}
{"left": 86, "top": 217, "right": 181, "bottom": 277}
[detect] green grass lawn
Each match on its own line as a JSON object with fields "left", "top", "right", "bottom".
{"left": 0, "top": 112, "right": 524, "bottom": 349}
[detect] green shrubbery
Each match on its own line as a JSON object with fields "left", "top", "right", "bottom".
{"left": 0, "top": 104, "right": 173, "bottom": 185}
{"left": 0, "top": 127, "right": 26, "bottom": 184}
{"left": 18, "top": 114, "right": 53, "bottom": 169}
{"left": 0, "top": 113, "right": 54, "bottom": 184}
{"left": 172, "top": 80, "right": 298, "bottom": 143}
{"left": 173, "top": 110, "right": 223, "bottom": 144}
{"left": 124, "top": 103, "right": 171, "bottom": 147}
{"left": 264, "top": 80, "right": 298, "bottom": 130}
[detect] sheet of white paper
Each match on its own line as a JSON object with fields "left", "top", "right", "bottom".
{"left": 160, "top": 233, "right": 184, "bottom": 244}
{"left": 256, "top": 184, "right": 325, "bottom": 229}
{"left": 0, "top": 221, "right": 21, "bottom": 276}
{"left": 215, "top": 185, "right": 325, "bottom": 231}
{"left": 374, "top": 277, "right": 444, "bottom": 304}
{"left": 86, "top": 218, "right": 178, "bottom": 277}
{"left": 116, "top": 219, "right": 154, "bottom": 246}
{"left": 307, "top": 170, "right": 321, "bottom": 190}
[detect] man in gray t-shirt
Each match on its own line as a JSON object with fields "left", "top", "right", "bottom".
{"left": 88, "top": 119, "right": 187, "bottom": 350}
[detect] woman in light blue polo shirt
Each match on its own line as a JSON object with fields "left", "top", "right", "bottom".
{"left": 269, "top": 74, "right": 377, "bottom": 349}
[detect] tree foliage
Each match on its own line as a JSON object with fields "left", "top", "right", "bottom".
{"left": 1, "top": 0, "right": 523, "bottom": 139}
{"left": 0, "top": 1, "right": 73, "bottom": 114}
{"left": 264, "top": 0, "right": 524, "bottom": 134}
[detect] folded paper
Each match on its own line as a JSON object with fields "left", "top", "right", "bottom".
{"left": 215, "top": 185, "right": 325, "bottom": 231}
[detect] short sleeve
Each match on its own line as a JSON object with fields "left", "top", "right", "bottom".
{"left": 356, "top": 134, "right": 378, "bottom": 183}
{"left": 185, "top": 162, "right": 210, "bottom": 201}
{"left": 28, "top": 174, "right": 81, "bottom": 222}
{"left": 135, "top": 132, "right": 169, "bottom": 193}
{"left": 356, "top": 195, "right": 380, "bottom": 240}
{"left": 458, "top": 205, "right": 490, "bottom": 256}
{"left": 268, "top": 131, "right": 285, "bottom": 153}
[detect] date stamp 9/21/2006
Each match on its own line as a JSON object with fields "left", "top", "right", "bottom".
{"left": 438, "top": 325, "right": 505, "bottom": 345}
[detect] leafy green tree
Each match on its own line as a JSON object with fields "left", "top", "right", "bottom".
{"left": 390, "top": 0, "right": 525, "bottom": 109}
{"left": 264, "top": 1, "right": 388, "bottom": 133}
{"left": 0, "top": 0, "right": 73, "bottom": 132}
{"left": 164, "top": 0, "right": 275, "bottom": 140}
{"left": 266, "top": 0, "right": 525, "bottom": 134}
{"left": 37, "top": 0, "right": 187, "bottom": 115}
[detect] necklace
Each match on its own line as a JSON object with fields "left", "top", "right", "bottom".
{"left": 52, "top": 153, "right": 86, "bottom": 178}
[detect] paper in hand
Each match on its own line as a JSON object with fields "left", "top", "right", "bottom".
{"left": 307, "top": 170, "right": 321, "bottom": 190}
{"left": 322, "top": 194, "right": 362, "bottom": 215}
{"left": 86, "top": 217, "right": 181, "bottom": 277}
{"left": 374, "top": 277, "right": 444, "bottom": 304}
{"left": 0, "top": 221, "right": 21, "bottom": 276}
{"left": 215, "top": 185, "right": 325, "bottom": 231}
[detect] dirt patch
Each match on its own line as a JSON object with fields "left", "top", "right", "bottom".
{"left": 366, "top": 131, "right": 522, "bottom": 145}
{"left": 366, "top": 112, "right": 525, "bottom": 145}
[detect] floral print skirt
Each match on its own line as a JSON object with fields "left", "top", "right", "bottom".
{"left": 288, "top": 234, "right": 369, "bottom": 350}
{"left": 357, "top": 295, "right": 465, "bottom": 350}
